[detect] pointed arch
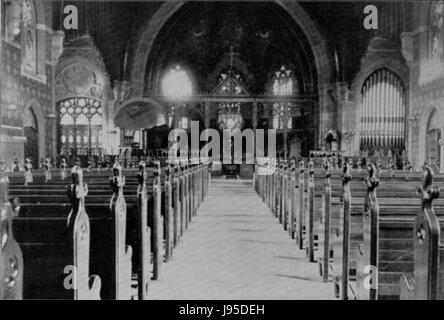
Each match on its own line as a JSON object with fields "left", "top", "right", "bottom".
{"left": 24, "top": 100, "right": 46, "bottom": 163}
{"left": 128, "top": 0, "right": 333, "bottom": 98}
{"left": 418, "top": 105, "right": 444, "bottom": 172}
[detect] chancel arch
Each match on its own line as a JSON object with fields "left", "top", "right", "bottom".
{"left": 129, "top": 2, "right": 323, "bottom": 158}
{"left": 127, "top": 0, "right": 333, "bottom": 147}
{"left": 129, "top": 0, "right": 332, "bottom": 94}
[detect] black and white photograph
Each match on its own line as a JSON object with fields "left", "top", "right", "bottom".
{"left": 0, "top": 0, "right": 443, "bottom": 304}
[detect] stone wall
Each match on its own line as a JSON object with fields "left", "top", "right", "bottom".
{"left": 406, "top": 1, "right": 444, "bottom": 172}
{"left": 1, "top": 0, "right": 55, "bottom": 168}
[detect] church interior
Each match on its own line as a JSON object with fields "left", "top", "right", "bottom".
{"left": 1, "top": 0, "right": 444, "bottom": 301}
{"left": 2, "top": 0, "right": 436, "bottom": 172}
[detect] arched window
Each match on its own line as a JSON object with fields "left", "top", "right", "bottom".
{"left": 213, "top": 68, "right": 247, "bottom": 130}
{"left": 58, "top": 98, "right": 103, "bottom": 156}
{"left": 216, "top": 68, "right": 245, "bottom": 95}
{"left": 272, "top": 66, "right": 296, "bottom": 130}
{"left": 429, "top": 1, "right": 444, "bottom": 61}
{"left": 360, "top": 68, "right": 406, "bottom": 149}
{"left": 162, "top": 66, "right": 192, "bottom": 129}
{"left": 273, "top": 66, "right": 296, "bottom": 96}
{"left": 24, "top": 106, "right": 39, "bottom": 167}
{"left": 161, "top": 65, "right": 193, "bottom": 100}
{"left": 21, "top": 0, "right": 37, "bottom": 75}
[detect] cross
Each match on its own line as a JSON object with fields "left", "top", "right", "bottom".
{"left": 228, "top": 45, "right": 239, "bottom": 69}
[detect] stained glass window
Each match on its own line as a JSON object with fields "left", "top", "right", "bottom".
{"left": 273, "top": 66, "right": 294, "bottom": 96}
{"left": 21, "top": 0, "right": 37, "bottom": 75}
{"left": 272, "top": 66, "right": 295, "bottom": 129}
{"left": 58, "top": 98, "right": 103, "bottom": 156}
{"left": 214, "top": 69, "right": 247, "bottom": 95}
{"left": 430, "top": 1, "right": 444, "bottom": 60}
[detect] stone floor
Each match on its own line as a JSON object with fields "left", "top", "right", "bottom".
{"left": 148, "top": 178, "right": 334, "bottom": 300}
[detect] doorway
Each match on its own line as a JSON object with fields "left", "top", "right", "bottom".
{"left": 24, "top": 107, "right": 39, "bottom": 168}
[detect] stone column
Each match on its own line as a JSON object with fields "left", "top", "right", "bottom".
{"left": 50, "top": 30, "right": 65, "bottom": 159}
{"left": 283, "top": 104, "right": 288, "bottom": 159}
{"left": 204, "top": 101, "right": 210, "bottom": 128}
{"left": 252, "top": 101, "right": 258, "bottom": 130}
{"left": 401, "top": 31, "right": 414, "bottom": 161}
{"left": 439, "top": 137, "right": 444, "bottom": 173}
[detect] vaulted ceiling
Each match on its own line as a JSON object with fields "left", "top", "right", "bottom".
{"left": 145, "top": 1, "right": 317, "bottom": 95}
{"left": 54, "top": 1, "right": 408, "bottom": 91}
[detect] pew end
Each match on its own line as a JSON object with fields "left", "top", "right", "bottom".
{"left": 400, "top": 273, "right": 416, "bottom": 300}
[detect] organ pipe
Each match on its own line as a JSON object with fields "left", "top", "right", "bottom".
{"left": 381, "top": 70, "right": 388, "bottom": 146}
{"left": 360, "top": 84, "right": 365, "bottom": 146}
{"left": 396, "top": 77, "right": 401, "bottom": 146}
{"left": 389, "top": 72, "right": 394, "bottom": 146}
{"left": 365, "top": 78, "right": 370, "bottom": 145}
{"left": 369, "top": 77, "right": 372, "bottom": 145}
{"left": 395, "top": 76, "right": 399, "bottom": 144}
{"left": 401, "top": 87, "right": 405, "bottom": 146}
{"left": 376, "top": 70, "right": 382, "bottom": 145}
{"left": 360, "top": 68, "right": 405, "bottom": 149}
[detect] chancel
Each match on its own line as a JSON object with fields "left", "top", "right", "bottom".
{"left": 2, "top": 0, "right": 444, "bottom": 301}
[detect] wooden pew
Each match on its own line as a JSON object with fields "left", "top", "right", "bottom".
{"left": 108, "top": 164, "right": 132, "bottom": 299}
{"left": 10, "top": 165, "right": 132, "bottom": 299}
{"left": 296, "top": 161, "right": 305, "bottom": 249}
{"left": 150, "top": 162, "right": 162, "bottom": 281}
{"left": 306, "top": 160, "right": 316, "bottom": 262}
{"left": 10, "top": 166, "right": 145, "bottom": 299}
{"left": 164, "top": 164, "right": 173, "bottom": 262}
{"left": 253, "top": 157, "right": 444, "bottom": 300}
{"left": 288, "top": 161, "right": 297, "bottom": 240}
{"left": 317, "top": 160, "right": 332, "bottom": 282}
{"left": 399, "top": 166, "right": 443, "bottom": 300}
{"left": 7, "top": 158, "right": 209, "bottom": 300}
{"left": 355, "top": 163, "right": 379, "bottom": 300}
{"left": 11, "top": 166, "right": 101, "bottom": 299}
{"left": 331, "top": 165, "right": 444, "bottom": 300}
{"left": 134, "top": 161, "right": 150, "bottom": 300}
{"left": 331, "top": 162, "right": 352, "bottom": 299}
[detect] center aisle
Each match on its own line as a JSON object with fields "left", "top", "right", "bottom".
{"left": 148, "top": 178, "right": 334, "bottom": 300}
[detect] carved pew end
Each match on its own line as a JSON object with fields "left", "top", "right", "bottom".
{"left": 400, "top": 273, "right": 415, "bottom": 300}
{"left": 81, "top": 274, "right": 101, "bottom": 300}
